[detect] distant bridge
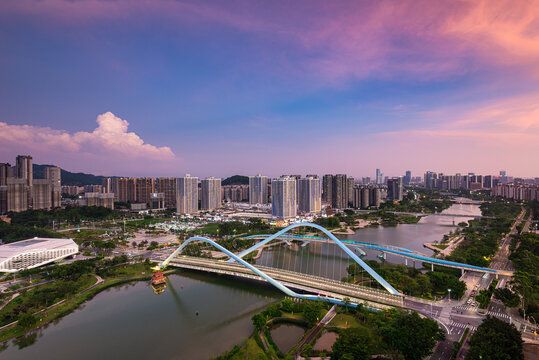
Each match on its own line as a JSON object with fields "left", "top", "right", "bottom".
{"left": 243, "top": 234, "right": 512, "bottom": 277}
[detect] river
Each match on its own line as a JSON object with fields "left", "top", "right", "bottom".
{"left": 1, "top": 203, "right": 481, "bottom": 359}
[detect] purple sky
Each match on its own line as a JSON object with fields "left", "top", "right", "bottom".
{"left": 1, "top": 0, "right": 539, "bottom": 179}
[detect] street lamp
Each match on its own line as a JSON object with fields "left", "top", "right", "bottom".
{"left": 448, "top": 289, "right": 452, "bottom": 302}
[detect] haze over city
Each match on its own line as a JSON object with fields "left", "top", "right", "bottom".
{"left": 1, "top": 0, "right": 539, "bottom": 178}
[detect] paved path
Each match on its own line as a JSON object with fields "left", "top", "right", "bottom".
{"left": 296, "top": 305, "right": 337, "bottom": 355}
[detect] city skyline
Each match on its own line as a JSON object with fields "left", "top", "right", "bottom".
{"left": 1, "top": 1, "right": 539, "bottom": 178}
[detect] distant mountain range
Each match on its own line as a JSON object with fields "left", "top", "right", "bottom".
{"left": 33, "top": 164, "right": 110, "bottom": 186}
{"left": 33, "top": 164, "right": 249, "bottom": 187}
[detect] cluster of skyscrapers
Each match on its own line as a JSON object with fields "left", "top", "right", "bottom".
{"left": 0, "top": 156, "right": 61, "bottom": 214}
{"left": 8, "top": 156, "right": 537, "bottom": 221}
{"left": 424, "top": 171, "right": 505, "bottom": 191}
{"left": 492, "top": 183, "right": 539, "bottom": 202}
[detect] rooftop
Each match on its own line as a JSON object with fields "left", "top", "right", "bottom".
{"left": 0, "top": 238, "right": 78, "bottom": 261}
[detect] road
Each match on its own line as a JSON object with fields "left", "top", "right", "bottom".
{"left": 295, "top": 305, "right": 337, "bottom": 355}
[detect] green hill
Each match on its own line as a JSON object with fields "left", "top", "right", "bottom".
{"left": 222, "top": 175, "right": 249, "bottom": 185}
{"left": 33, "top": 164, "right": 111, "bottom": 186}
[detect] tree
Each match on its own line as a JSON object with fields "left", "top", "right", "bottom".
{"left": 281, "top": 298, "right": 293, "bottom": 313}
{"left": 381, "top": 311, "right": 444, "bottom": 360}
{"left": 493, "top": 288, "right": 520, "bottom": 307}
{"left": 465, "top": 316, "right": 523, "bottom": 360}
{"left": 17, "top": 313, "right": 37, "bottom": 329}
{"left": 331, "top": 327, "right": 374, "bottom": 360}
{"left": 342, "top": 297, "right": 351, "bottom": 312}
{"left": 251, "top": 313, "right": 266, "bottom": 330}
{"left": 303, "top": 302, "right": 321, "bottom": 327}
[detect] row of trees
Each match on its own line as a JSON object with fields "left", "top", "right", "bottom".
{"left": 447, "top": 201, "right": 518, "bottom": 267}
{"left": 509, "top": 232, "right": 539, "bottom": 321}
{"left": 466, "top": 316, "right": 523, "bottom": 360}
{"left": 331, "top": 310, "right": 444, "bottom": 360}
{"left": 8, "top": 206, "right": 117, "bottom": 228}
{"left": 346, "top": 261, "right": 466, "bottom": 299}
{"left": 0, "top": 220, "right": 62, "bottom": 244}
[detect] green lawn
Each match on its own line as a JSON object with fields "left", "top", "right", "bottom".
{"left": 432, "top": 244, "right": 449, "bottom": 250}
{"left": 100, "top": 262, "right": 153, "bottom": 279}
{"left": 328, "top": 313, "right": 359, "bottom": 328}
{"left": 191, "top": 223, "right": 220, "bottom": 235}
{"left": 229, "top": 335, "right": 270, "bottom": 360}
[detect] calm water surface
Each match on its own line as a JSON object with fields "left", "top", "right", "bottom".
{"left": 1, "top": 272, "right": 282, "bottom": 360}
{"left": 269, "top": 323, "right": 305, "bottom": 353}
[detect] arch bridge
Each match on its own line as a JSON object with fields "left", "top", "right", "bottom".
{"left": 161, "top": 223, "right": 405, "bottom": 308}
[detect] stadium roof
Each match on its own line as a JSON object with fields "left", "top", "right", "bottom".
{"left": 0, "top": 238, "right": 77, "bottom": 261}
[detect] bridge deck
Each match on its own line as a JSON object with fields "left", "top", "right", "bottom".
{"left": 168, "top": 256, "right": 404, "bottom": 307}
{"left": 244, "top": 234, "right": 505, "bottom": 275}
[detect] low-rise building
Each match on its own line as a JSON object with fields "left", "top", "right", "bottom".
{"left": 0, "top": 238, "right": 79, "bottom": 272}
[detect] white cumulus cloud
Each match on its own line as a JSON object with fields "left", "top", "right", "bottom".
{"left": 0, "top": 112, "right": 175, "bottom": 159}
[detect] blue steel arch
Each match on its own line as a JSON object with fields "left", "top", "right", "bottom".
{"left": 230, "top": 222, "right": 401, "bottom": 295}
{"left": 163, "top": 222, "right": 400, "bottom": 295}
{"left": 160, "top": 236, "right": 362, "bottom": 308}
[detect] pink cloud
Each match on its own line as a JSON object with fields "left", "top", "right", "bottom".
{"left": 3, "top": 0, "right": 538, "bottom": 82}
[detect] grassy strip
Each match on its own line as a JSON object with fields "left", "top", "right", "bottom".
{"left": 432, "top": 244, "right": 449, "bottom": 250}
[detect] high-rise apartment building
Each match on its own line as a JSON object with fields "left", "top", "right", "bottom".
{"left": 135, "top": 178, "right": 155, "bottom": 204}
{"left": 0, "top": 186, "right": 6, "bottom": 214}
{"left": 347, "top": 177, "right": 354, "bottom": 207}
{"left": 32, "top": 179, "right": 52, "bottom": 210}
{"left": 155, "top": 178, "right": 177, "bottom": 208}
{"left": 298, "top": 176, "right": 321, "bottom": 214}
{"left": 424, "top": 171, "right": 437, "bottom": 189}
{"left": 361, "top": 187, "right": 370, "bottom": 209}
{"left": 117, "top": 178, "right": 137, "bottom": 203}
{"left": 16, "top": 155, "right": 32, "bottom": 186}
{"left": 483, "top": 175, "right": 493, "bottom": 189}
{"left": 6, "top": 178, "right": 28, "bottom": 212}
{"left": 16, "top": 155, "right": 32, "bottom": 206}
{"left": 201, "top": 177, "right": 221, "bottom": 210}
{"left": 176, "top": 174, "right": 199, "bottom": 214}
{"left": 223, "top": 185, "right": 249, "bottom": 202}
{"left": 44, "top": 166, "right": 61, "bottom": 208}
{"left": 0, "top": 163, "right": 11, "bottom": 186}
{"left": 387, "top": 177, "right": 403, "bottom": 201}
{"left": 322, "top": 174, "right": 333, "bottom": 204}
{"left": 102, "top": 177, "right": 112, "bottom": 194}
{"left": 272, "top": 176, "right": 297, "bottom": 219}
{"left": 249, "top": 174, "right": 268, "bottom": 204}
{"left": 376, "top": 168, "right": 384, "bottom": 184}
{"left": 331, "top": 174, "right": 348, "bottom": 209}
{"left": 403, "top": 170, "right": 411, "bottom": 186}
{"left": 85, "top": 192, "right": 115, "bottom": 209}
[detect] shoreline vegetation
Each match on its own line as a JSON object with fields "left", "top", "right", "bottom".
{"left": 0, "top": 258, "right": 160, "bottom": 345}
{"left": 214, "top": 298, "right": 444, "bottom": 360}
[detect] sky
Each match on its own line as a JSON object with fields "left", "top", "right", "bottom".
{"left": 1, "top": 0, "right": 539, "bottom": 179}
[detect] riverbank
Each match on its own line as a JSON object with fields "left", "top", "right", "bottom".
{"left": 217, "top": 298, "right": 444, "bottom": 360}
{"left": 0, "top": 262, "right": 172, "bottom": 344}
{"left": 424, "top": 235, "right": 464, "bottom": 257}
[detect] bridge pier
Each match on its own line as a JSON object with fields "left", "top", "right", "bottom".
{"left": 431, "top": 263, "right": 434, "bottom": 272}
{"left": 496, "top": 273, "right": 498, "bottom": 279}
{"left": 405, "top": 258, "right": 408, "bottom": 266}
{"left": 461, "top": 268, "right": 465, "bottom": 276}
